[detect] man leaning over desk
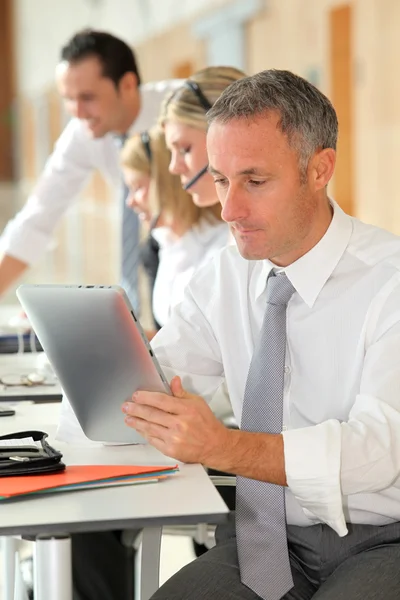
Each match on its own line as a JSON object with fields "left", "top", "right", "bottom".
{"left": 119, "top": 70, "right": 400, "bottom": 599}
{"left": 0, "top": 29, "right": 180, "bottom": 309}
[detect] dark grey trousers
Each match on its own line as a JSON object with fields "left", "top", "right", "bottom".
{"left": 151, "top": 512, "right": 400, "bottom": 600}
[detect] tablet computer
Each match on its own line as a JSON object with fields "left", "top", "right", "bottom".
{"left": 16, "top": 284, "right": 170, "bottom": 443}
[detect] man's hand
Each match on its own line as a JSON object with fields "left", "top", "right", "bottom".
{"left": 122, "top": 377, "right": 287, "bottom": 485}
{"left": 122, "top": 376, "right": 230, "bottom": 464}
{"left": 0, "top": 254, "right": 28, "bottom": 296}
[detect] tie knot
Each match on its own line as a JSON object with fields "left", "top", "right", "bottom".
{"left": 266, "top": 271, "right": 295, "bottom": 306}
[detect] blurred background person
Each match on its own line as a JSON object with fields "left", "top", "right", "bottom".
{"left": 0, "top": 29, "right": 180, "bottom": 310}
{"left": 161, "top": 66, "right": 245, "bottom": 216}
{"left": 121, "top": 125, "right": 226, "bottom": 337}
{"left": 121, "top": 129, "right": 161, "bottom": 331}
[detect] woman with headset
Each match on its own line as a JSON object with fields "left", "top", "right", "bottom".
{"left": 121, "top": 124, "right": 227, "bottom": 335}
{"left": 160, "top": 66, "right": 245, "bottom": 211}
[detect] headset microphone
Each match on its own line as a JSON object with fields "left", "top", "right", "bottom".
{"left": 183, "top": 165, "right": 208, "bottom": 191}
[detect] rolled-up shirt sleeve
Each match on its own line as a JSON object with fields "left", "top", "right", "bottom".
{"left": 0, "top": 119, "right": 94, "bottom": 265}
{"left": 283, "top": 287, "right": 400, "bottom": 537}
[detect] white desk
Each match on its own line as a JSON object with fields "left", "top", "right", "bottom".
{"left": 0, "top": 353, "right": 62, "bottom": 402}
{"left": 0, "top": 304, "right": 62, "bottom": 402}
{"left": 0, "top": 403, "right": 229, "bottom": 600}
{"left": 0, "top": 304, "right": 25, "bottom": 325}
{"left": 0, "top": 304, "right": 41, "bottom": 354}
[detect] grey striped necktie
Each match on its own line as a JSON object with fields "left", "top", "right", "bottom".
{"left": 116, "top": 134, "right": 140, "bottom": 310}
{"left": 236, "top": 270, "right": 295, "bottom": 600}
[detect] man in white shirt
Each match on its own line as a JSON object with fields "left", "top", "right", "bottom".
{"left": 0, "top": 29, "right": 180, "bottom": 308}
{"left": 121, "top": 70, "right": 400, "bottom": 599}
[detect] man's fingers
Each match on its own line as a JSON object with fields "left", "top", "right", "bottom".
{"left": 124, "top": 415, "right": 168, "bottom": 441}
{"left": 122, "top": 402, "right": 179, "bottom": 429}
{"left": 170, "top": 376, "right": 197, "bottom": 401}
{"left": 131, "top": 390, "right": 189, "bottom": 414}
{"left": 170, "top": 376, "right": 184, "bottom": 397}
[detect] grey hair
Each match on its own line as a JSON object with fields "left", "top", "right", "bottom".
{"left": 207, "top": 69, "right": 338, "bottom": 178}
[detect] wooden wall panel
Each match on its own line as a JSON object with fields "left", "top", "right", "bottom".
{"left": 329, "top": 4, "right": 354, "bottom": 215}
{"left": 0, "top": 0, "right": 15, "bottom": 181}
{"left": 20, "top": 96, "right": 36, "bottom": 182}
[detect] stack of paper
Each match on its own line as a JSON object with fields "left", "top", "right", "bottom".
{"left": 0, "top": 464, "right": 179, "bottom": 499}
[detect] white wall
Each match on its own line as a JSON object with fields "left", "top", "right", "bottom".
{"left": 14, "top": 0, "right": 231, "bottom": 95}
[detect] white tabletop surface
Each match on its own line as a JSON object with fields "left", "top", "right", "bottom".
{"left": 0, "top": 353, "right": 62, "bottom": 401}
{"left": 0, "top": 304, "right": 62, "bottom": 401}
{"left": 0, "top": 404, "right": 229, "bottom": 536}
{"left": 0, "top": 304, "right": 25, "bottom": 329}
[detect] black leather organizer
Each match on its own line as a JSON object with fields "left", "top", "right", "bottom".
{"left": 0, "top": 430, "right": 65, "bottom": 476}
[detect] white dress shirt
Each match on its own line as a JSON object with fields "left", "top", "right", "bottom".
{"left": 150, "top": 202, "right": 400, "bottom": 537}
{"left": 151, "top": 220, "right": 230, "bottom": 327}
{"left": 0, "top": 80, "right": 181, "bottom": 265}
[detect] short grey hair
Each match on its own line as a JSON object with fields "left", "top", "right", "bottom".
{"left": 207, "top": 69, "right": 338, "bottom": 178}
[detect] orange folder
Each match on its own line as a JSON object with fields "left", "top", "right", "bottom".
{"left": 0, "top": 464, "right": 179, "bottom": 499}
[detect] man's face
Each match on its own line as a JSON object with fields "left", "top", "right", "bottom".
{"left": 56, "top": 56, "right": 133, "bottom": 138}
{"left": 207, "top": 113, "right": 326, "bottom": 264}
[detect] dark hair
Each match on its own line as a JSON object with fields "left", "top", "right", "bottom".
{"left": 207, "top": 69, "right": 338, "bottom": 178}
{"left": 60, "top": 29, "right": 141, "bottom": 87}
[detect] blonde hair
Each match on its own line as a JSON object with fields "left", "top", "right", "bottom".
{"left": 120, "top": 126, "right": 221, "bottom": 229}
{"left": 160, "top": 66, "right": 246, "bottom": 131}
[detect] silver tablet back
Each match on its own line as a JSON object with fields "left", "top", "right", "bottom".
{"left": 17, "top": 285, "right": 170, "bottom": 443}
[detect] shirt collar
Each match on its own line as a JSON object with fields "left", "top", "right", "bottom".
{"left": 255, "top": 201, "right": 353, "bottom": 307}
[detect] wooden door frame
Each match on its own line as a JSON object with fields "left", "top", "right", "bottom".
{"left": 329, "top": 4, "right": 354, "bottom": 215}
{"left": 0, "top": 0, "right": 15, "bottom": 181}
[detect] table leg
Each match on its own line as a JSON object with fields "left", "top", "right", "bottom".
{"left": 33, "top": 534, "right": 72, "bottom": 600}
{"left": 1, "top": 536, "right": 18, "bottom": 600}
{"left": 140, "top": 526, "right": 162, "bottom": 600}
